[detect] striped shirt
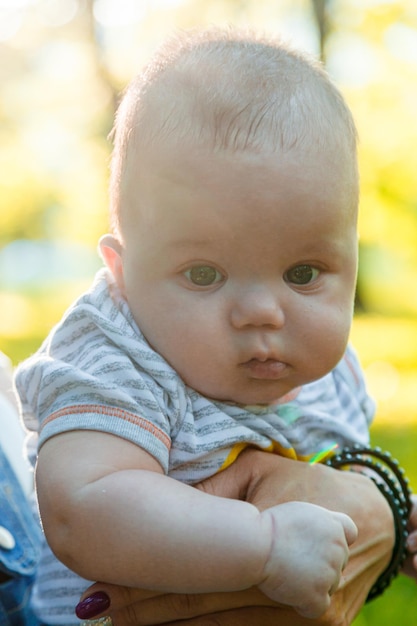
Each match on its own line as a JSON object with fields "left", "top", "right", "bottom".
{"left": 15, "top": 268, "right": 375, "bottom": 624}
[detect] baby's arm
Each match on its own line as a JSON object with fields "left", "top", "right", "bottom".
{"left": 36, "top": 430, "right": 357, "bottom": 618}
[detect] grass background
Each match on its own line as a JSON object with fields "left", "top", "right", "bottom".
{"left": 350, "top": 316, "right": 417, "bottom": 625}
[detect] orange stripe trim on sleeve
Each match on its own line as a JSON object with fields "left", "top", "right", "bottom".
{"left": 41, "top": 405, "right": 171, "bottom": 450}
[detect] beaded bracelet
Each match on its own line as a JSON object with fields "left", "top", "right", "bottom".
{"left": 325, "top": 444, "right": 412, "bottom": 602}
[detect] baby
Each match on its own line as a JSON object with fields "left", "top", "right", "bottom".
{"left": 16, "top": 26, "right": 375, "bottom": 623}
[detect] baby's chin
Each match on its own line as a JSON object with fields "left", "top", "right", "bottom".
{"left": 196, "top": 385, "right": 290, "bottom": 409}
{"left": 182, "top": 369, "right": 299, "bottom": 407}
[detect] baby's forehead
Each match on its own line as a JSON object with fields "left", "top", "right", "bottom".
{"left": 126, "top": 38, "right": 353, "bottom": 157}
{"left": 121, "top": 138, "right": 358, "bottom": 256}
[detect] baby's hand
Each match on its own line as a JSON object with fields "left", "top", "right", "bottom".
{"left": 403, "top": 494, "right": 417, "bottom": 581}
{"left": 258, "top": 501, "right": 357, "bottom": 618}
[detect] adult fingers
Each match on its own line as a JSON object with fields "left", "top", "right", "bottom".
{"left": 77, "top": 586, "right": 275, "bottom": 626}
{"left": 157, "top": 606, "right": 313, "bottom": 626}
{"left": 77, "top": 584, "right": 161, "bottom": 624}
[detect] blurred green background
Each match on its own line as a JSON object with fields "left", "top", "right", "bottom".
{"left": 0, "top": 1, "right": 416, "bottom": 623}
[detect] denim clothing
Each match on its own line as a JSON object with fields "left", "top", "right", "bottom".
{"left": 0, "top": 446, "right": 41, "bottom": 625}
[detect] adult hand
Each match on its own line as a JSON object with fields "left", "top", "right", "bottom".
{"left": 77, "top": 449, "right": 395, "bottom": 625}
{"left": 403, "top": 494, "right": 417, "bottom": 580}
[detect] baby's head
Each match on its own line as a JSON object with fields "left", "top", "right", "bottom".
{"left": 101, "top": 27, "right": 360, "bottom": 406}
{"left": 108, "top": 26, "right": 358, "bottom": 237}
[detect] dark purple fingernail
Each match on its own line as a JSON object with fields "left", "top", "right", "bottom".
{"left": 75, "top": 591, "right": 111, "bottom": 619}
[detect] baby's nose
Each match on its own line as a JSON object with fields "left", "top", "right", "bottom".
{"left": 230, "top": 286, "right": 285, "bottom": 329}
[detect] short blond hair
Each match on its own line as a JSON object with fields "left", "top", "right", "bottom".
{"left": 109, "top": 26, "right": 358, "bottom": 237}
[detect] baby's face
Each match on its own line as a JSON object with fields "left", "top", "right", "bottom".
{"left": 112, "top": 139, "right": 358, "bottom": 406}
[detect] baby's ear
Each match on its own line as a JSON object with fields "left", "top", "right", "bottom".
{"left": 99, "top": 234, "right": 125, "bottom": 291}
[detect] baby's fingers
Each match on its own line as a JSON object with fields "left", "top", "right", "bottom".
{"left": 295, "top": 588, "right": 334, "bottom": 619}
{"left": 296, "top": 515, "right": 356, "bottom": 618}
{"left": 332, "top": 512, "right": 358, "bottom": 547}
{"left": 295, "top": 555, "right": 347, "bottom": 620}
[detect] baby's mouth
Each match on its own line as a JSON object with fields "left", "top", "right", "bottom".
{"left": 240, "top": 358, "right": 288, "bottom": 380}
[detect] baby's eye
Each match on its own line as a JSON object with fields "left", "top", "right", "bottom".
{"left": 284, "top": 264, "right": 319, "bottom": 285}
{"left": 184, "top": 265, "right": 224, "bottom": 286}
